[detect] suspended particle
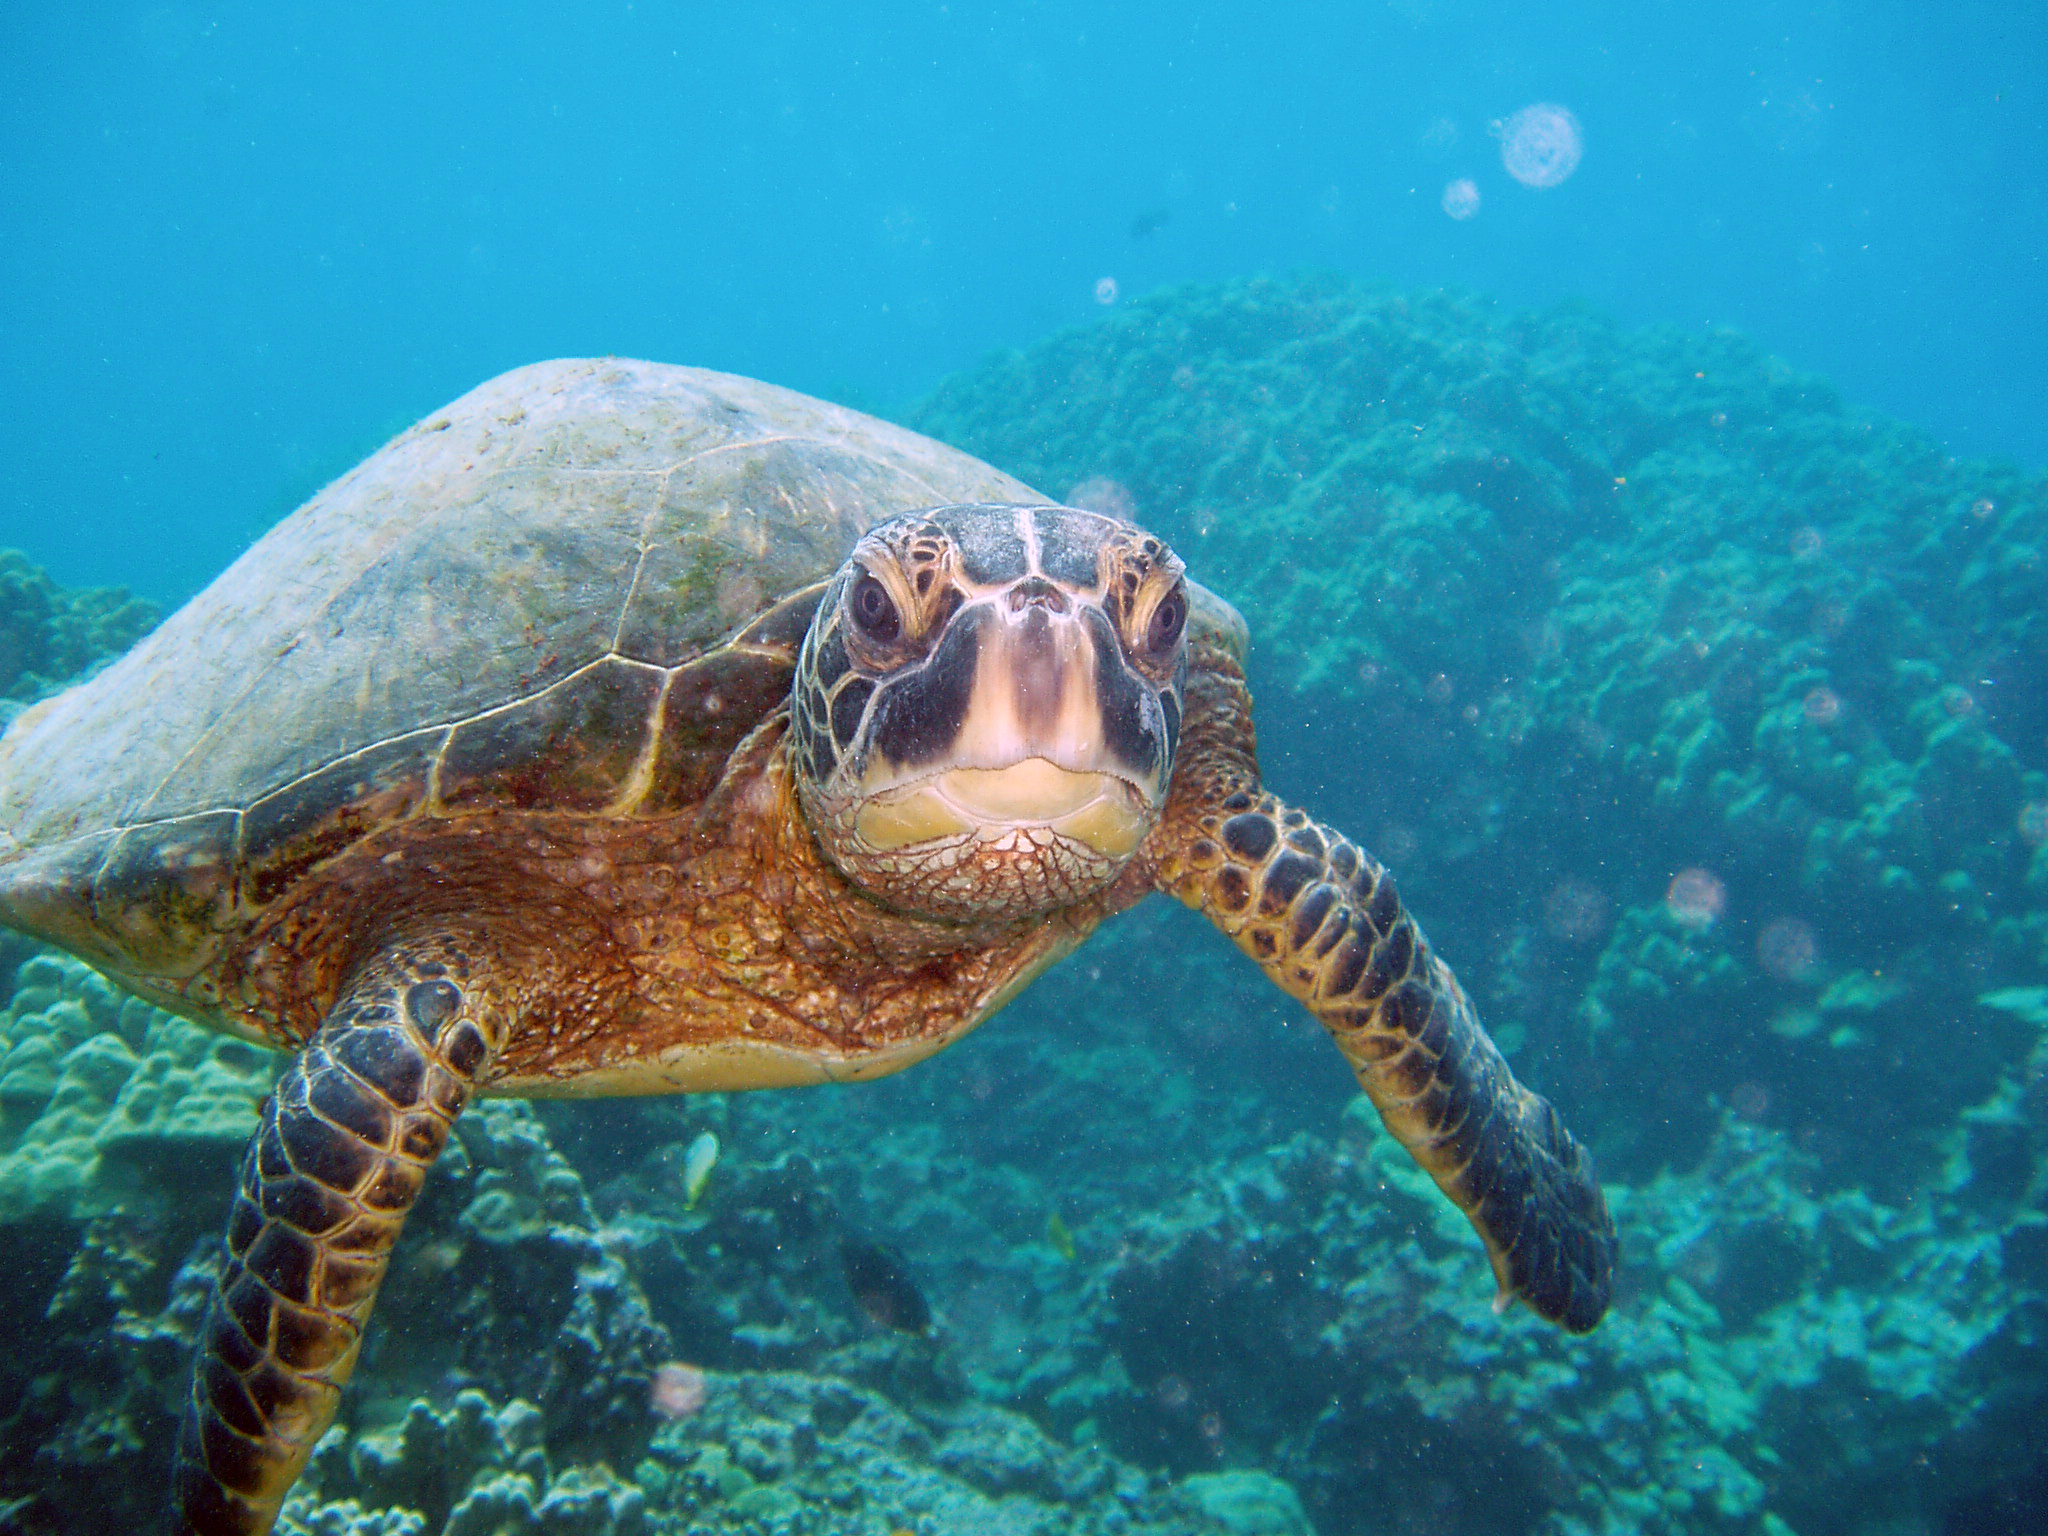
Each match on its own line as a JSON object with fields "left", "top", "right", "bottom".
{"left": 1666, "top": 867, "right": 1727, "bottom": 929}
{"left": 1063, "top": 475, "right": 1137, "bottom": 520}
{"left": 1543, "top": 878, "right": 1610, "bottom": 944}
{"left": 1729, "top": 1081, "right": 1772, "bottom": 1122}
{"left": 1378, "top": 823, "right": 1420, "bottom": 864}
{"left": 1803, "top": 686, "right": 1842, "bottom": 725}
{"left": 2017, "top": 801, "right": 2048, "bottom": 848}
{"left": 1756, "top": 917, "right": 1820, "bottom": 982}
{"left": 1495, "top": 102, "right": 1584, "bottom": 188}
{"left": 1154, "top": 1374, "right": 1193, "bottom": 1410}
{"left": 649, "top": 1362, "right": 709, "bottom": 1421}
{"left": 1441, "top": 177, "right": 1481, "bottom": 220}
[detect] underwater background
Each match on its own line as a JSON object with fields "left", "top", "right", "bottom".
{"left": 2, "top": 4, "right": 2046, "bottom": 1535}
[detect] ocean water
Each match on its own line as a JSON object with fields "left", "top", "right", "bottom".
{"left": 1, "top": 5, "right": 2044, "bottom": 1536}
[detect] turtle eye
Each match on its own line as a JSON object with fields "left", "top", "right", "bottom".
{"left": 849, "top": 572, "right": 901, "bottom": 643}
{"left": 1144, "top": 587, "right": 1187, "bottom": 656}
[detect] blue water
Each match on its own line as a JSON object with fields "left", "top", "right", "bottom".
{"left": 2, "top": 1, "right": 2042, "bottom": 599}
{"left": 5, "top": 7, "right": 2048, "bottom": 1536}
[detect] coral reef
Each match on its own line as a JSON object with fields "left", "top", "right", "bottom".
{"left": 286, "top": 1390, "right": 647, "bottom": 1536}
{"left": 0, "top": 548, "right": 157, "bottom": 707}
{"left": 0, "top": 956, "right": 273, "bottom": 1534}
{"left": 1065, "top": 1098, "right": 2047, "bottom": 1535}
{"left": 0, "top": 954, "right": 276, "bottom": 1219}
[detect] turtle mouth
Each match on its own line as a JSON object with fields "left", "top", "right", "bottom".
{"left": 852, "top": 759, "right": 1152, "bottom": 859}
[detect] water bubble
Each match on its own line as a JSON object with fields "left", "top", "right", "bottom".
{"left": 1757, "top": 917, "right": 1820, "bottom": 982}
{"left": 1674, "top": 1234, "right": 1724, "bottom": 1288}
{"left": 1729, "top": 1081, "right": 1772, "bottom": 1122}
{"left": 1093, "top": 276, "right": 1119, "bottom": 305}
{"left": 1064, "top": 476, "right": 1137, "bottom": 520}
{"left": 1543, "top": 879, "right": 1610, "bottom": 944}
{"left": 1802, "top": 686, "right": 1841, "bottom": 725}
{"left": 649, "top": 1362, "right": 709, "bottom": 1421}
{"left": 1710, "top": 411, "right": 1730, "bottom": 429}
{"left": 1494, "top": 103, "right": 1583, "bottom": 188}
{"left": 1425, "top": 672, "right": 1455, "bottom": 704}
{"left": 1666, "top": 868, "right": 1727, "bottom": 929}
{"left": 2017, "top": 801, "right": 2048, "bottom": 847}
{"left": 1572, "top": 716, "right": 1612, "bottom": 754}
{"left": 1441, "top": 177, "right": 1481, "bottom": 220}
{"left": 1419, "top": 115, "right": 1460, "bottom": 154}
{"left": 1378, "top": 823, "right": 1420, "bottom": 865}
{"left": 1789, "top": 527, "right": 1824, "bottom": 560}
{"left": 1970, "top": 497, "right": 1996, "bottom": 520}
{"left": 1942, "top": 686, "right": 1976, "bottom": 719}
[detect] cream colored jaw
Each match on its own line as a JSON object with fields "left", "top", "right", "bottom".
{"left": 847, "top": 592, "right": 1160, "bottom": 860}
{"left": 854, "top": 760, "right": 1150, "bottom": 859}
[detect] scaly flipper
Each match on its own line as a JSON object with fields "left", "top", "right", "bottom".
{"left": 1153, "top": 642, "right": 1616, "bottom": 1332}
{"left": 169, "top": 937, "right": 506, "bottom": 1536}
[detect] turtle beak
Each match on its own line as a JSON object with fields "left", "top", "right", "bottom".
{"left": 850, "top": 578, "right": 1165, "bottom": 859}
{"left": 853, "top": 760, "right": 1152, "bottom": 860}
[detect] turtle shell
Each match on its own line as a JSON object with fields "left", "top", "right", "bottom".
{"left": 0, "top": 358, "right": 1042, "bottom": 1012}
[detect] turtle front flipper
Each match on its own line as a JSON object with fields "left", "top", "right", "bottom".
{"left": 170, "top": 939, "right": 506, "bottom": 1536}
{"left": 1153, "top": 654, "right": 1616, "bottom": 1332}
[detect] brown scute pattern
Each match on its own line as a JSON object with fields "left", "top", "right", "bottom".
{"left": 170, "top": 934, "right": 504, "bottom": 1536}
{"left": 1155, "top": 646, "right": 1614, "bottom": 1334}
{"left": 0, "top": 358, "right": 1046, "bottom": 988}
{"left": 437, "top": 657, "right": 666, "bottom": 815}
{"left": 638, "top": 644, "right": 798, "bottom": 815}
{"left": 728, "top": 579, "right": 831, "bottom": 659}
{"left": 242, "top": 733, "right": 442, "bottom": 910}
{"left": 87, "top": 812, "right": 240, "bottom": 977}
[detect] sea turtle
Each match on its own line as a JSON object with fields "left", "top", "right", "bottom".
{"left": 0, "top": 359, "right": 1616, "bottom": 1535}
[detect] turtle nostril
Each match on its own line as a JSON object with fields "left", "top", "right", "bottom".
{"left": 1007, "top": 577, "right": 1068, "bottom": 614}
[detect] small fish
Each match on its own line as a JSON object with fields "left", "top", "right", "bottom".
{"left": 1128, "top": 207, "right": 1172, "bottom": 240}
{"left": 839, "top": 1235, "right": 932, "bottom": 1335}
{"left": 681, "top": 1131, "right": 719, "bottom": 1210}
{"left": 1047, "top": 1210, "right": 1077, "bottom": 1262}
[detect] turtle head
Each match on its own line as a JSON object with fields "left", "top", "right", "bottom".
{"left": 790, "top": 503, "right": 1188, "bottom": 923}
